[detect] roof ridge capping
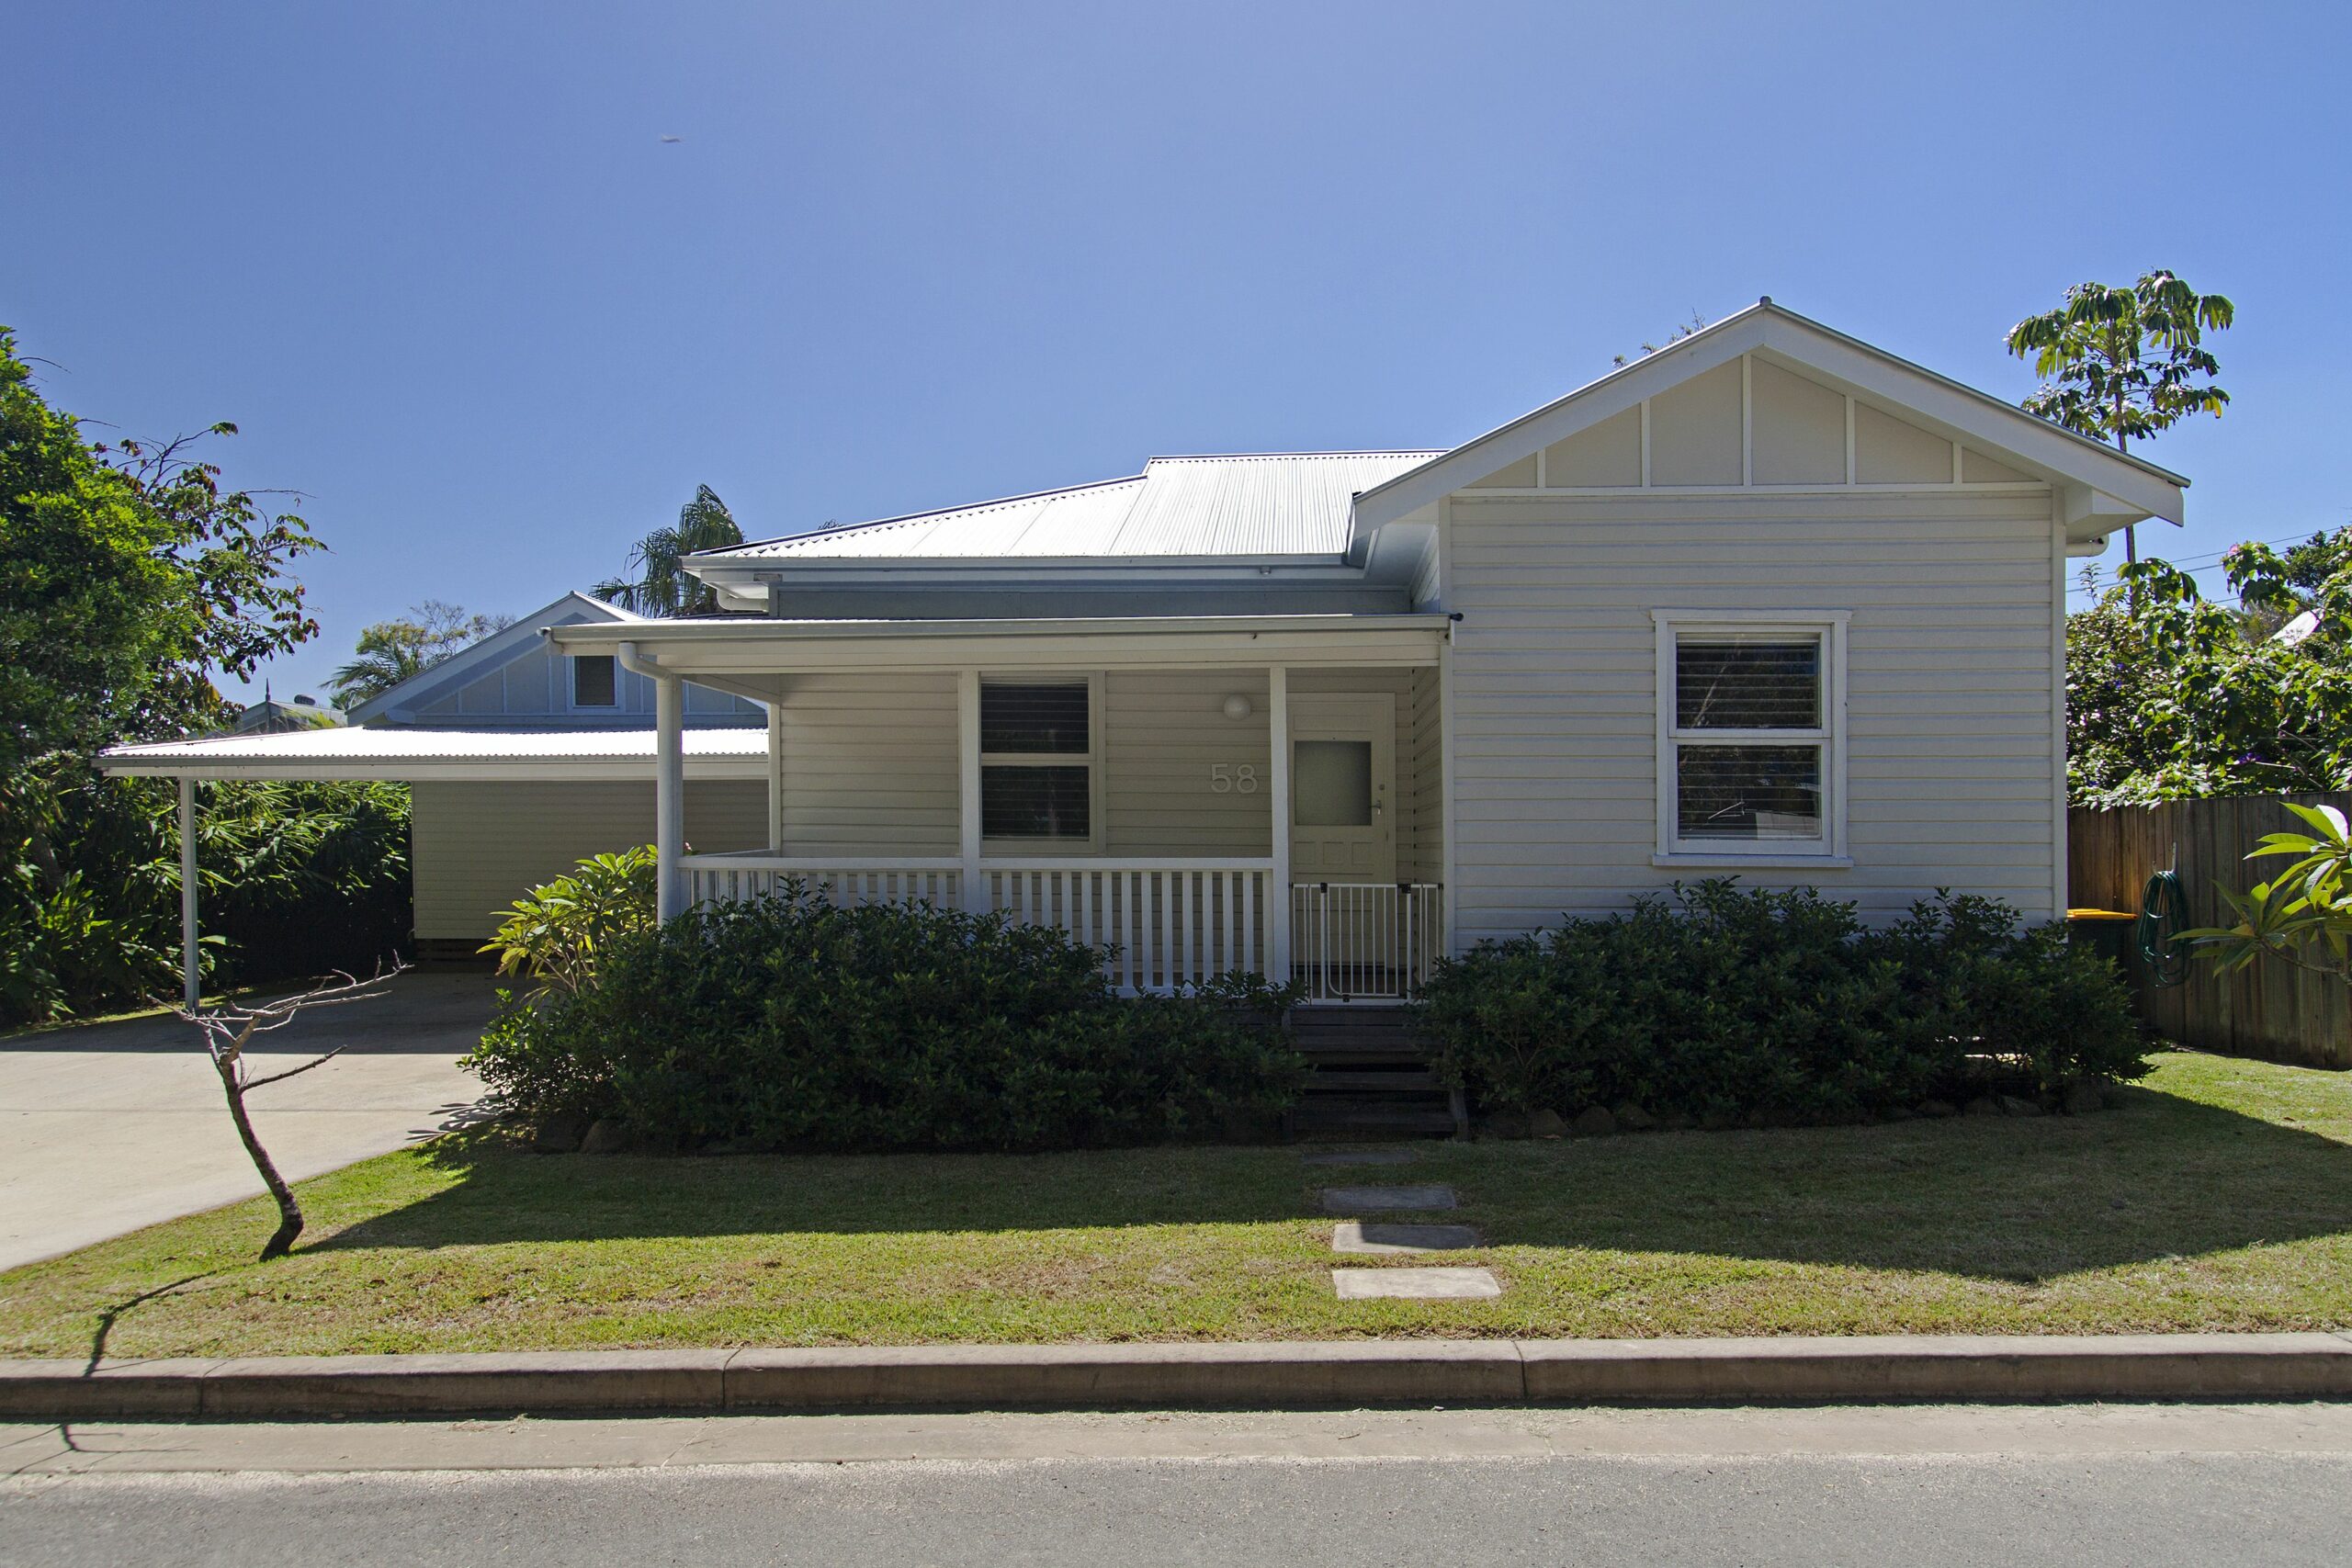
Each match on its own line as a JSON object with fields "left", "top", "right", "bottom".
{"left": 1346, "top": 298, "right": 2189, "bottom": 539}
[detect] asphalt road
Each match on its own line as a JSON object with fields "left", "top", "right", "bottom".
{"left": 4, "top": 1404, "right": 2347, "bottom": 1566}
{"left": 0, "top": 973, "right": 493, "bottom": 1271}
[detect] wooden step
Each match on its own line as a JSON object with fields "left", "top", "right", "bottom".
{"left": 1293, "top": 1104, "right": 1462, "bottom": 1136}
{"left": 1295, "top": 1042, "right": 1430, "bottom": 1063}
{"left": 1304, "top": 1069, "right": 1441, "bottom": 1092}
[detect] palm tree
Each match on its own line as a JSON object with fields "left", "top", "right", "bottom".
{"left": 328, "top": 601, "right": 508, "bottom": 705}
{"left": 593, "top": 485, "right": 743, "bottom": 617}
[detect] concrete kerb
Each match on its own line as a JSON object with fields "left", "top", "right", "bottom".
{"left": 6, "top": 1335, "right": 2352, "bottom": 1420}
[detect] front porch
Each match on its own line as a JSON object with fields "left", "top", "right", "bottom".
{"left": 549, "top": 613, "right": 1454, "bottom": 1001}
{"left": 679, "top": 854, "right": 1447, "bottom": 1000}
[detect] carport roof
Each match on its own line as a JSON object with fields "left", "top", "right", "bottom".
{"left": 98, "top": 727, "right": 770, "bottom": 782}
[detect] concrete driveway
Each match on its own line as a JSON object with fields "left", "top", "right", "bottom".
{"left": 0, "top": 973, "right": 496, "bottom": 1273}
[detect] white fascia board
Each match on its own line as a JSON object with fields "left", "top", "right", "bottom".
{"left": 102, "top": 757, "right": 767, "bottom": 783}
{"left": 550, "top": 615, "right": 1452, "bottom": 672}
{"left": 696, "top": 556, "right": 1367, "bottom": 609}
{"left": 346, "top": 591, "right": 635, "bottom": 724}
{"left": 1347, "top": 301, "right": 2188, "bottom": 540}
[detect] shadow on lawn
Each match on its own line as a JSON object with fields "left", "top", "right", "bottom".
{"left": 315, "top": 1087, "right": 2352, "bottom": 1286}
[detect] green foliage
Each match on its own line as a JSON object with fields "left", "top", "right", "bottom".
{"left": 2006, "top": 270, "right": 2233, "bottom": 452}
{"left": 0, "top": 328, "right": 319, "bottom": 772}
{"left": 330, "top": 600, "right": 510, "bottom": 706}
{"left": 591, "top": 484, "right": 742, "bottom": 617}
{"left": 1416, "top": 880, "right": 2144, "bottom": 1124}
{"left": 0, "top": 765, "right": 411, "bottom": 1025}
{"left": 465, "top": 887, "right": 1304, "bottom": 1151}
{"left": 2068, "top": 545, "right": 2352, "bottom": 805}
{"left": 2183, "top": 802, "right": 2352, "bottom": 996}
{"left": 480, "top": 845, "right": 659, "bottom": 1000}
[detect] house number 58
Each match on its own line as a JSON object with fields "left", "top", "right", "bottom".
{"left": 1209, "top": 763, "right": 1259, "bottom": 795}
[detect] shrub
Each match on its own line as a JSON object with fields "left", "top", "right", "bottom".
{"left": 1417, "top": 880, "right": 2143, "bottom": 1125}
{"left": 0, "top": 767, "right": 412, "bottom": 1024}
{"left": 480, "top": 844, "right": 658, "bottom": 999}
{"left": 466, "top": 885, "right": 1303, "bottom": 1152}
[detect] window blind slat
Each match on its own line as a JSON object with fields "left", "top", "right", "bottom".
{"left": 1674, "top": 744, "right": 1824, "bottom": 840}
{"left": 981, "top": 765, "right": 1091, "bottom": 840}
{"left": 980, "top": 682, "right": 1090, "bottom": 754}
{"left": 1676, "top": 637, "right": 1820, "bottom": 730}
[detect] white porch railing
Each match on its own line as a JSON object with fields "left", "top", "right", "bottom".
{"left": 681, "top": 857, "right": 1442, "bottom": 999}
{"left": 684, "top": 856, "right": 962, "bottom": 909}
{"left": 1291, "top": 882, "right": 1447, "bottom": 1002}
{"left": 681, "top": 854, "right": 1272, "bottom": 994}
{"left": 984, "top": 861, "right": 1272, "bottom": 994}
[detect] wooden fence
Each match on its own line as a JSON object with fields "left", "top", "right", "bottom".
{"left": 2067, "top": 794, "right": 2352, "bottom": 1069}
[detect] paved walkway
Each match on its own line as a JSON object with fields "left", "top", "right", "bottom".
{"left": 0, "top": 973, "right": 495, "bottom": 1272}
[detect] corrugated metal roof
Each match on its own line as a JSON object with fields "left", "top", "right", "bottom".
{"left": 720, "top": 452, "right": 1442, "bottom": 562}
{"left": 102, "top": 728, "right": 766, "bottom": 770}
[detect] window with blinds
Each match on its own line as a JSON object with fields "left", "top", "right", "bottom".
{"left": 980, "top": 679, "right": 1095, "bottom": 843}
{"left": 1656, "top": 618, "right": 1843, "bottom": 857}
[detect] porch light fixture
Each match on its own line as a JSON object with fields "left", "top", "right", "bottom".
{"left": 1222, "top": 694, "right": 1254, "bottom": 722}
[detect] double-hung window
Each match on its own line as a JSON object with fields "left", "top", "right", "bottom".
{"left": 979, "top": 677, "right": 1101, "bottom": 848}
{"left": 1652, "top": 611, "right": 1847, "bottom": 863}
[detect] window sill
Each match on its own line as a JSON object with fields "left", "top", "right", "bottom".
{"left": 1651, "top": 852, "right": 1853, "bottom": 870}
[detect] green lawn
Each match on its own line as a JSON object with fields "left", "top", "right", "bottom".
{"left": 6, "top": 1051, "right": 2352, "bottom": 1359}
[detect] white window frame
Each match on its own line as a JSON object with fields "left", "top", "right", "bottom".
{"left": 978, "top": 671, "right": 1106, "bottom": 855}
{"left": 568, "top": 653, "right": 620, "bottom": 711}
{"left": 1650, "top": 609, "right": 1849, "bottom": 867}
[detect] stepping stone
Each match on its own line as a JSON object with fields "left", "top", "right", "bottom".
{"left": 1300, "top": 1149, "right": 1419, "bottom": 1168}
{"left": 1331, "top": 1221, "right": 1479, "bottom": 1255}
{"left": 1320, "top": 1184, "right": 1456, "bottom": 1215}
{"left": 1331, "top": 1267, "right": 1502, "bottom": 1301}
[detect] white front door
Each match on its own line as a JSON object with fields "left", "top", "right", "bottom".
{"left": 1288, "top": 694, "right": 1396, "bottom": 886}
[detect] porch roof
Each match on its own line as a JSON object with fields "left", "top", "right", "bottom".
{"left": 542, "top": 611, "right": 1453, "bottom": 686}
{"left": 97, "top": 726, "right": 770, "bottom": 782}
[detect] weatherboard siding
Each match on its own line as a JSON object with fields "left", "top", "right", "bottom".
{"left": 1443, "top": 488, "right": 2061, "bottom": 944}
{"left": 411, "top": 780, "right": 767, "bottom": 939}
{"left": 774, "top": 671, "right": 960, "bottom": 854}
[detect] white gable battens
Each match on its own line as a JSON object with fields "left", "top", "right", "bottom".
{"left": 1346, "top": 303, "right": 2187, "bottom": 546}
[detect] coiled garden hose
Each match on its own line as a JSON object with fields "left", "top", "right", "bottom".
{"left": 2137, "top": 869, "right": 2190, "bottom": 988}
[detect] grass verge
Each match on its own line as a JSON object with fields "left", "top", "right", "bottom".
{"left": 5, "top": 1051, "right": 2351, "bottom": 1359}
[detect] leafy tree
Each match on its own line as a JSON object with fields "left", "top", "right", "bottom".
{"left": 592, "top": 484, "right": 742, "bottom": 616}
{"left": 2065, "top": 537, "right": 2352, "bottom": 805}
{"left": 0, "top": 328, "right": 319, "bottom": 772}
{"left": 329, "top": 600, "right": 510, "bottom": 705}
{"left": 2226, "top": 529, "right": 2352, "bottom": 637}
{"left": 2006, "top": 271, "right": 2233, "bottom": 568}
{"left": 0, "top": 328, "right": 409, "bottom": 1024}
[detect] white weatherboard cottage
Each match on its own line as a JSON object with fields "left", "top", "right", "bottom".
{"left": 106, "top": 303, "right": 2184, "bottom": 1004}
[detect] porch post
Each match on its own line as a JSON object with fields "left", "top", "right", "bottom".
{"left": 956, "top": 669, "right": 983, "bottom": 913}
{"left": 178, "top": 776, "right": 199, "bottom": 1008}
{"left": 1267, "top": 665, "right": 1290, "bottom": 985}
{"left": 765, "top": 699, "right": 785, "bottom": 852}
{"left": 654, "top": 670, "right": 685, "bottom": 920}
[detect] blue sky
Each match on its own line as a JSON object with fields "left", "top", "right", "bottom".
{"left": 8, "top": 1, "right": 2346, "bottom": 704}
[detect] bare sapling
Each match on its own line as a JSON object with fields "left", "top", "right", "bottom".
{"left": 173, "top": 964, "right": 406, "bottom": 1259}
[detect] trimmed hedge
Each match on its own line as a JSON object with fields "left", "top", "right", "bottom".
{"left": 1417, "top": 880, "right": 2145, "bottom": 1125}
{"left": 466, "top": 889, "right": 1303, "bottom": 1152}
